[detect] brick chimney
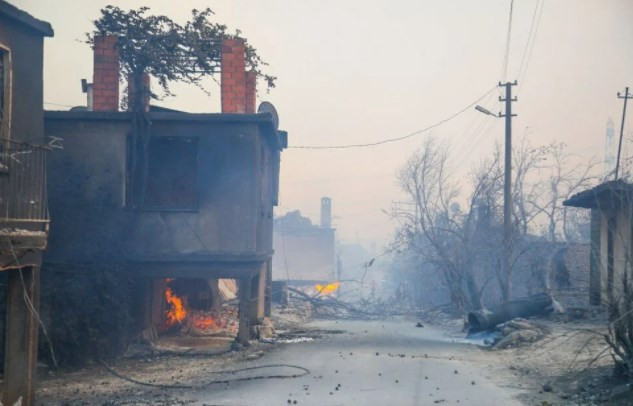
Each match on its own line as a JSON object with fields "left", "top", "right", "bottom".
{"left": 245, "top": 70, "right": 257, "bottom": 114}
{"left": 92, "top": 35, "right": 120, "bottom": 111}
{"left": 221, "top": 38, "right": 247, "bottom": 113}
{"left": 127, "top": 73, "right": 151, "bottom": 112}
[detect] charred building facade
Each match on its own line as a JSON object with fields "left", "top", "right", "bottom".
{"left": 43, "top": 37, "right": 286, "bottom": 343}
{"left": 0, "top": 1, "right": 53, "bottom": 404}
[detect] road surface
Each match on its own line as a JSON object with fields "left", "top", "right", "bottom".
{"left": 190, "top": 319, "right": 523, "bottom": 405}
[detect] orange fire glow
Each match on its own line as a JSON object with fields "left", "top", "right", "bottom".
{"left": 315, "top": 281, "right": 340, "bottom": 295}
{"left": 190, "top": 313, "right": 216, "bottom": 330}
{"left": 165, "top": 286, "right": 187, "bottom": 325}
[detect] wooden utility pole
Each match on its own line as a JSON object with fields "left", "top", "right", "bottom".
{"left": 499, "top": 81, "right": 517, "bottom": 300}
{"left": 615, "top": 87, "right": 632, "bottom": 179}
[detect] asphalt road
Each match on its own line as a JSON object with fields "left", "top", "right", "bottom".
{"left": 190, "top": 319, "right": 522, "bottom": 406}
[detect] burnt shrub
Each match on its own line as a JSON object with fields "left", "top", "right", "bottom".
{"left": 39, "top": 266, "right": 135, "bottom": 366}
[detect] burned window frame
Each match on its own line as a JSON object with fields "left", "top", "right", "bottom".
{"left": 0, "top": 44, "right": 12, "bottom": 175}
{"left": 0, "top": 44, "right": 10, "bottom": 140}
{"left": 126, "top": 135, "right": 200, "bottom": 211}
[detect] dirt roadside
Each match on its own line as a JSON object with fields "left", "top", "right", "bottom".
{"left": 490, "top": 319, "right": 632, "bottom": 406}
{"left": 34, "top": 307, "right": 316, "bottom": 406}
{"left": 433, "top": 312, "right": 633, "bottom": 406}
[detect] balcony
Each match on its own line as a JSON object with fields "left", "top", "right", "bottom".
{"left": 0, "top": 138, "right": 49, "bottom": 253}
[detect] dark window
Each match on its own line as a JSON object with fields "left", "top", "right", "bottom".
{"left": 607, "top": 216, "right": 616, "bottom": 303}
{"left": 141, "top": 136, "right": 199, "bottom": 210}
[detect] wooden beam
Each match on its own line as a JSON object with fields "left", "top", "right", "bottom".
{"left": 237, "top": 276, "right": 251, "bottom": 343}
{"left": 48, "top": 260, "right": 268, "bottom": 280}
{"left": 249, "top": 265, "right": 267, "bottom": 322}
{"left": 3, "top": 266, "right": 40, "bottom": 406}
{"left": 264, "top": 259, "right": 272, "bottom": 317}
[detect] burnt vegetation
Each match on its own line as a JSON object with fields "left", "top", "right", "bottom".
{"left": 391, "top": 136, "right": 597, "bottom": 315}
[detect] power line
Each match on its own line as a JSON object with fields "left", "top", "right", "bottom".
{"left": 516, "top": 0, "right": 540, "bottom": 79}
{"left": 449, "top": 89, "right": 500, "bottom": 168}
{"left": 453, "top": 115, "right": 499, "bottom": 168}
{"left": 518, "top": 0, "right": 545, "bottom": 93}
{"left": 44, "top": 101, "right": 75, "bottom": 108}
{"left": 289, "top": 86, "right": 497, "bottom": 150}
{"left": 500, "top": 0, "right": 515, "bottom": 82}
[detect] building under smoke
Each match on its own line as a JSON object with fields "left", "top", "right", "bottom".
{"left": 272, "top": 198, "right": 336, "bottom": 284}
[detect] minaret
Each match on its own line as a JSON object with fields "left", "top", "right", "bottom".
{"left": 605, "top": 117, "right": 615, "bottom": 175}
{"left": 320, "top": 197, "right": 332, "bottom": 228}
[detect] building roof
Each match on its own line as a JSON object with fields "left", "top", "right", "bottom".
{"left": 44, "top": 110, "right": 285, "bottom": 150}
{"left": 563, "top": 180, "right": 633, "bottom": 210}
{"left": 0, "top": 1, "right": 54, "bottom": 37}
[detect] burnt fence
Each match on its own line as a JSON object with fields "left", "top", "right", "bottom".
{"left": 0, "top": 138, "right": 49, "bottom": 224}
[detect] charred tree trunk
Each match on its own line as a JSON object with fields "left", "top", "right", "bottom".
{"left": 467, "top": 292, "right": 553, "bottom": 332}
{"left": 465, "top": 273, "right": 483, "bottom": 311}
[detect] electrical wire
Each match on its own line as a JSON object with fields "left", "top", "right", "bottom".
{"left": 518, "top": 0, "right": 545, "bottom": 93}
{"left": 452, "top": 115, "right": 498, "bottom": 168}
{"left": 288, "top": 86, "right": 497, "bottom": 150}
{"left": 8, "top": 241, "right": 58, "bottom": 367}
{"left": 44, "top": 101, "right": 75, "bottom": 108}
{"left": 500, "top": 0, "right": 515, "bottom": 82}
{"left": 451, "top": 92, "right": 498, "bottom": 163}
{"left": 99, "top": 360, "right": 310, "bottom": 389}
{"left": 515, "top": 0, "right": 541, "bottom": 81}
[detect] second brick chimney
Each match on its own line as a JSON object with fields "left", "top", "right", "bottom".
{"left": 127, "top": 73, "right": 151, "bottom": 112}
{"left": 245, "top": 70, "right": 257, "bottom": 114}
{"left": 92, "top": 35, "right": 120, "bottom": 111}
{"left": 221, "top": 38, "right": 256, "bottom": 113}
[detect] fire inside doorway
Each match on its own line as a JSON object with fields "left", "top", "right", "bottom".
{"left": 144, "top": 278, "right": 239, "bottom": 351}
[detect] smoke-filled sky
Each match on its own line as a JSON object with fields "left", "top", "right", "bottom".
{"left": 16, "top": 0, "right": 633, "bottom": 249}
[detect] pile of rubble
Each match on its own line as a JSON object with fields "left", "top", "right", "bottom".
{"left": 470, "top": 318, "right": 548, "bottom": 349}
{"left": 492, "top": 318, "right": 548, "bottom": 349}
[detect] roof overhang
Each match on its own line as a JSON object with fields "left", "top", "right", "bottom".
{"left": 563, "top": 180, "right": 633, "bottom": 210}
{"left": 0, "top": 0, "right": 54, "bottom": 37}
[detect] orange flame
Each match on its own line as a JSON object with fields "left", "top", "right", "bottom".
{"left": 315, "top": 281, "right": 340, "bottom": 295}
{"left": 165, "top": 286, "right": 187, "bottom": 325}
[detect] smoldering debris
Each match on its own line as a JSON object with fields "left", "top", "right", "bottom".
{"left": 464, "top": 318, "right": 548, "bottom": 349}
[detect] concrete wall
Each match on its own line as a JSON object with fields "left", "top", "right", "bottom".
{"left": 0, "top": 13, "right": 45, "bottom": 143}
{"left": 44, "top": 113, "right": 278, "bottom": 267}
{"left": 592, "top": 204, "right": 633, "bottom": 306}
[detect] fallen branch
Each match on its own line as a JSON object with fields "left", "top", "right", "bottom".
{"left": 287, "top": 287, "right": 374, "bottom": 317}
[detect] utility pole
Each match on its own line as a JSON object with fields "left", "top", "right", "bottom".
{"left": 474, "top": 81, "right": 518, "bottom": 299}
{"left": 499, "top": 81, "right": 517, "bottom": 300}
{"left": 615, "top": 87, "right": 632, "bottom": 179}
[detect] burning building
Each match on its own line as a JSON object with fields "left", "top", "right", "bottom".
{"left": 43, "top": 37, "right": 286, "bottom": 344}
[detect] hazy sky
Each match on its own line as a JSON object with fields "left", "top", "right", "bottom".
{"left": 15, "top": 0, "right": 633, "bottom": 249}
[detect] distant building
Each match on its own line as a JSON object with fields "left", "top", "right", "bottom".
{"left": 564, "top": 180, "right": 633, "bottom": 307}
{"left": 272, "top": 198, "right": 336, "bottom": 284}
